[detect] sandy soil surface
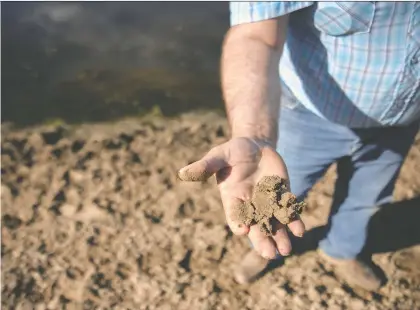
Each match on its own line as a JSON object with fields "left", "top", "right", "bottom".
{"left": 2, "top": 112, "right": 420, "bottom": 310}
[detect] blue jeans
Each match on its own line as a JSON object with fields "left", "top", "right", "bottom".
{"left": 277, "top": 87, "right": 419, "bottom": 259}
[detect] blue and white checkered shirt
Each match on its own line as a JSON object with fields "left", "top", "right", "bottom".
{"left": 230, "top": 2, "right": 420, "bottom": 128}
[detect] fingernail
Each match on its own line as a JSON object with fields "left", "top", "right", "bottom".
{"left": 261, "top": 250, "right": 273, "bottom": 260}
{"left": 176, "top": 168, "right": 185, "bottom": 180}
{"left": 280, "top": 249, "right": 291, "bottom": 256}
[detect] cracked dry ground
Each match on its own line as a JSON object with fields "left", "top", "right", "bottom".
{"left": 2, "top": 112, "right": 420, "bottom": 310}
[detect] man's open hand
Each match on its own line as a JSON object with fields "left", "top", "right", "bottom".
{"left": 177, "top": 137, "right": 305, "bottom": 259}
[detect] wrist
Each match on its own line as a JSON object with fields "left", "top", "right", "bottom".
{"left": 231, "top": 123, "right": 277, "bottom": 148}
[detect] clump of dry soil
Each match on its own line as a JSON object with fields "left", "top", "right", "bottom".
{"left": 232, "top": 176, "right": 306, "bottom": 235}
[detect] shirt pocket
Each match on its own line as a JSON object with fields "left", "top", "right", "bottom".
{"left": 313, "top": 2, "right": 376, "bottom": 36}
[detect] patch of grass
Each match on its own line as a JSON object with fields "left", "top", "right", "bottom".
{"left": 43, "top": 118, "right": 67, "bottom": 127}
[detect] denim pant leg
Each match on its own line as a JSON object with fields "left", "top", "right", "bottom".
{"left": 319, "top": 122, "right": 420, "bottom": 259}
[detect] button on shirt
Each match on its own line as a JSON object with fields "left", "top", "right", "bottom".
{"left": 230, "top": 2, "right": 420, "bottom": 128}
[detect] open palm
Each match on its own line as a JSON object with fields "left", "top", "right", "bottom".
{"left": 178, "top": 137, "right": 305, "bottom": 259}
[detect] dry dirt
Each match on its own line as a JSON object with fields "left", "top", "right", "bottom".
{"left": 231, "top": 176, "right": 306, "bottom": 236}
{"left": 2, "top": 112, "right": 420, "bottom": 310}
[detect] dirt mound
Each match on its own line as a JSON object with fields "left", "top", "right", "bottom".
{"left": 2, "top": 112, "right": 420, "bottom": 309}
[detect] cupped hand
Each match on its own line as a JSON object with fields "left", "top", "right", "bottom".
{"left": 177, "top": 137, "right": 305, "bottom": 259}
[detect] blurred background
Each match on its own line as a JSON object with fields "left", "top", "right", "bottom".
{"left": 2, "top": 1, "right": 229, "bottom": 127}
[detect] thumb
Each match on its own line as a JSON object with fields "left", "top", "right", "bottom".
{"left": 177, "top": 145, "right": 227, "bottom": 182}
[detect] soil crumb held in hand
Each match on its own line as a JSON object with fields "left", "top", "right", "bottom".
{"left": 233, "top": 176, "right": 306, "bottom": 236}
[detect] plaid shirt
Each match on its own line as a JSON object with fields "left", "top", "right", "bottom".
{"left": 230, "top": 2, "right": 420, "bottom": 128}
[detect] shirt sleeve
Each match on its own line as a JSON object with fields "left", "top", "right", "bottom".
{"left": 230, "top": 1, "right": 314, "bottom": 26}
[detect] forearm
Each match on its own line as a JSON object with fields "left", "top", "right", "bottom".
{"left": 221, "top": 17, "right": 288, "bottom": 146}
